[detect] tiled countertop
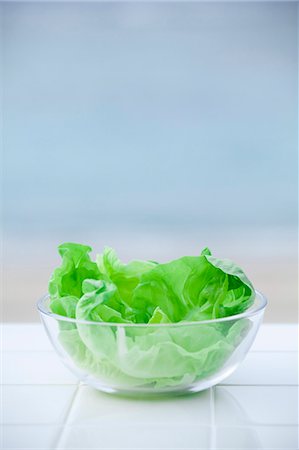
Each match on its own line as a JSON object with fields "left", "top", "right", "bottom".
{"left": 1, "top": 323, "right": 298, "bottom": 449}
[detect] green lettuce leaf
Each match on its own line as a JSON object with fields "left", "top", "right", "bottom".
{"left": 49, "top": 243, "right": 101, "bottom": 317}
{"left": 49, "top": 242, "right": 255, "bottom": 390}
{"left": 96, "top": 247, "right": 156, "bottom": 305}
{"left": 77, "top": 279, "right": 133, "bottom": 323}
{"left": 58, "top": 318, "right": 251, "bottom": 389}
{"left": 131, "top": 248, "right": 254, "bottom": 323}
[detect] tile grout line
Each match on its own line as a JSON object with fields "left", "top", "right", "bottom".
{"left": 218, "top": 384, "right": 299, "bottom": 387}
{"left": 2, "top": 422, "right": 298, "bottom": 428}
{"left": 1, "top": 383, "right": 298, "bottom": 387}
{"left": 1, "top": 383, "right": 78, "bottom": 387}
{"left": 52, "top": 383, "right": 80, "bottom": 450}
{"left": 3, "top": 349, "right": 298, "bottom": 354}
{"left": 209, "top": 387, "right": 216, "bottom": 450}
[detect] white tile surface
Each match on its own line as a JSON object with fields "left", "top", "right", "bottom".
{"left": 213, "top": 426, "right": 263, "bottom": 449}
{"left": 256, "top": 426, "right": 299, "bottom": 449}
{"left": 58, "top": 424, "right": 211, "bottom": 449}
{"left": 2, "top": 351, "right": 77, "bottom": 385}
{"left": 59, "top": 386, "right": 212, "bottom": 448}
{"left": 251, "top": 324, "right": 298, "bottom": 352}
{"left": 1, "top": 323, "right": 298, "bottom": 450}
{"left": 2, "top": 323, "right": 53, "bottom": 351}
{"left": 214, "top": 386, "right": 298, "bottom": 426}
{"left": 67, "top": 386, "right": 211, "bottom": 426}
{"left": 2, "top": 385, "right": 77, "bottom": 424}
{"left": 2, "top": 425, "right": 61, "bottom": 449}
{"left": 214, "top": 426, "right": 298, "bottom": 449}
{"left": 222, "top": 351, "right": 297, "bottom": 385}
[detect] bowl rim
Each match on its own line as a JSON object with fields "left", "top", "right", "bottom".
{"left": 37, "top": 289, "right": 267, "bottom": 327}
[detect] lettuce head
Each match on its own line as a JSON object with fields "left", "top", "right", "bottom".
{"left": 48, "top": 243, "right": 254, "bottom": 390}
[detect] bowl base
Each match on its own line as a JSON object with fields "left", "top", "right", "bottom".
{"left": 81, "top": 363, "right": 241, "bottom": 398}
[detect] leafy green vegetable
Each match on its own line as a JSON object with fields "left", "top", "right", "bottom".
{"left": 131, "top": 248, "right": 254, "bottom": 323}
{"left": 96, "top": 247, "right": 156, "bottom": 305}
{"left": 49, "top": 242, "right": 255, "bottom": 390}
{"left": 59, "top": 318, "right": 251, "bottom": 388}
{"left": 49, "top": 243, "right": 100, "bottom": 317}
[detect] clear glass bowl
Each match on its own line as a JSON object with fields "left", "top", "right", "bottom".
{"left": 37, "top": 290, "right": 267, "bottom": 396}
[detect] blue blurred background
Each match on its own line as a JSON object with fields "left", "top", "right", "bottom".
{"left": 2, "top": 1, "right": 297, "bottom": 321}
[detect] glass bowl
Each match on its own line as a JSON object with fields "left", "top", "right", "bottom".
{"left": 37, "top": 290, "right": 267, "bottom": 396}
